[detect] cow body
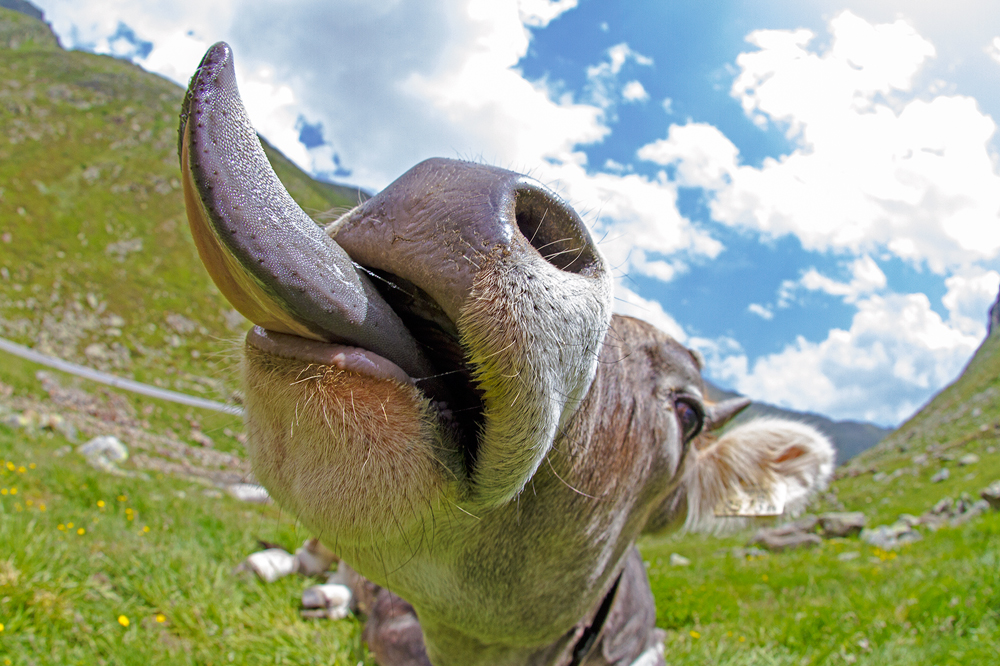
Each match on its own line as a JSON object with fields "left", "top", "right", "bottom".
{"left": 179, "top": 43, "right": 835, "bottom": 666}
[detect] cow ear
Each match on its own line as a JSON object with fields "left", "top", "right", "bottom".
{"left": 681, "top": 418, "right": 835, "bottom": 533}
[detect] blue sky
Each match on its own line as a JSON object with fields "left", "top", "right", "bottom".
{"left": 33, "top": 0, "right": 1000, "bottom": 426}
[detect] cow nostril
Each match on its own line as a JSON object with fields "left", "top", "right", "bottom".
{"left": 514, "top": 184, "right": 601, "bottom": 276}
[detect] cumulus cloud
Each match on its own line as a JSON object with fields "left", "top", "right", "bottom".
{"left": 639, "top": 10, "right": 1000, "bottom": 273}
{"left": 699, "top": 290, "right": 987, "bottom": 426}
{"left": 621, "top": 80, "right": 649, "bottom": 103}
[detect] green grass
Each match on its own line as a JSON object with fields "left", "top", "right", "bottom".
{"left": 0, "top": 361, "right": 373, "bottom": 666}
{"left": 3, "top": 6, "right": 1000, "bottom": 664}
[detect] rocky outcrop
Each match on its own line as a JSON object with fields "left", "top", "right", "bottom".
{"left": 989, "top": 287, "right": 1000, "bottom": 337}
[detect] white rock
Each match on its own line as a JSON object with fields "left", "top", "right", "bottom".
{"left": 668, "top": 553, "right": 691, "bottom": 567}
{"left": 931, "top": 468, "right": 950, "bottom": 483}
{"left": 244, "top": 548, "right": 297, "bottom": 583}
{"left": 295, "top": 538, "right": 338, "bottom": 577}
{"left": 301, "top": 583, "right": 352, "bottom": 620}
{"left": 78, "top": 435, "right": 128, "bottom": 462}
{"left": 227, "top": 483, "right": 271, "bottom": 503}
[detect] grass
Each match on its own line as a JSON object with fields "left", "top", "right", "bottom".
{"left": 0, "top": 355, "right": 374, "bottom": 666}
{"left": 3, "top": 6, "right": 1000, "bottom": 665}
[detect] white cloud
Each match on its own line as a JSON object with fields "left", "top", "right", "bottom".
{"left": 517, "top": 0, "right": 578, "bottom": 28}
{"left": 798, "top": 255, "right": 887, "bottom": 304}
{"left": 638, "top": 10, "right": 1000, "bottom": 273}
{"left": 748, "top": 303, "right": 774, "bottom": 320}
{"left": 621, "top": 80, "right": 649, "bottom": 103}
{"left": 585, "top": 42, "right": 653, "bottom": 109}
{"left": 942, "top": 269, "right": 1000, "bottom": 337}
{"left": 700, "top": 291, "right": 985, "bottom": 425}
{"left": 986, "top": 36, "right": 1000, "bottom": 65}
{"left": 612, "top": 284, "right": 688, "bottom": 343}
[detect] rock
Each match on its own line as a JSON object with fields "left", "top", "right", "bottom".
{"left": 238, "top": 548, "right": 297, "bottom": 583}
{"left": 911, "top": 453, "right": 929, "bottom": 466}
{"left": 77, "top": 435, "right": 140, "bottom": 477}
{"left": 189, "top": 430, "right": 214, "bottom": 448}
{"left": 860, "top": 523, "right": 922, "bottom": 550}
{"left": 79, "top": 435, "right": 128, "bottom": 461}
{"left": 958, "top": 453, "right": 980, "bottom": 466}
{"left": 818, "top": 512, "right": 866, "bottom": 538}
{"left": 301, "top": 583, "right": 353, "bottom": 620}
{"left": 295, "top": 538, "right": 339, "bottom": 577}
{"left": 897, "top": 514, "right": 921, "bottom": 528}
{"left": 730, "top": 547, "right": 770, "bottom": 560}
{"left": 931, "top": 468, "right": 950, "bottom": 483}
{"left": 837, "top": 551, "right": 860, "bottom": 561}
{"left": 951, "top": 499, "right": 990, "bottom": 526}
{"left": 227, "top": 483, "right": 271, "bottom": 503}
{"left": 980, "top": 480, "right": 1000, "bottom": 510}
{"left": 668, "top": 553, "right": 690, "bottom": 567}
{"left": 748, "top": 530, "right": 822, "bottom": 552}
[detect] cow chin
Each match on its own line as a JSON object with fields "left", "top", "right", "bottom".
{"left": 241, "top": 343, "right": 451, "bottom": 552}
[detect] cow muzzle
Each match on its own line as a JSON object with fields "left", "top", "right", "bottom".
{"left": 179, "top": 42, "right": 613, "bottom": 515}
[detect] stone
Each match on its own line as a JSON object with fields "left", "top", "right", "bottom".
{"left": 931, "top": 468, "right": 950, "bottom": 483}
{"left": 227, "top": 483, "right": 271, "bottom": 503}
{"left": 951, "top": 499, "right": 990, "bottom": 526}
{"left": 239, "top": 548, "right": 297, "bottom": 583}
{"left": 861, "top": 523, "right": 922, "bottom": 550}
{"left": 980, "top": 480, "right": 1000, "bottom": 510}
{"left": 837, "top": 551, "right": 860, "bottom": 561}
{"left": 295, "top": 538, "right": 338, "bottom": 577}
{"left": 748, "top": 529, "right": 822, "bottom": 552}
{"left": 911, "top": 453, "right": 929, "bottom": 466}
{"left": 818, "top": 512, "right": 867, "bottom": 538}
{"left": 301, "top": 583, "right": 353, "bottom": 620}
{"left": 668, "top": 553, "right": 690, "bottom": 567}
{"left": 958, "top": 453, "right": 980, "bottom": 466}
{"left": 77, "top": 435, "right": 139, "bottom": 476}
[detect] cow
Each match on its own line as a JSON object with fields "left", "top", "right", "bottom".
{"left": 178, "top": 43, "right": 834, "bottom": 666}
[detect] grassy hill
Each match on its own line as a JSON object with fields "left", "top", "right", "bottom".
{"left": 0, "top": 5, "right": 359, "bottom": 408}
{"left": 2, "top": 4, "right": 999, "bottom": 664}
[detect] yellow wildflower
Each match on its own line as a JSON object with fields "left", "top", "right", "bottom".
{"left": 0, "top": 489, "right": 6, "bottom": 495}
{"left": 16, "top": 466, "right": 24, "bottom": 474}
{"left": 67, "top": 522, "right": 74, "bottom": 529}
{"left": 117, "top": 495, "right": 127, "bottom": 502}
{"left": 5, "top": 461, "right": 13, "bottom": 471}
{"left": 39, "top": 503, "right": 46, "bottom": 512}
{"left": 77, "top": 528, "right": 85, "bottom": 535}
{"left": 9, "top": 488, "right": 15, "bottom": 495}
{"left": 118, "top": 615, "right": 130, "bottom": 627}
{"left": 143, "top": 525, "right": 150, "bottom": 533}
{"left": 690, "top": 630, "right": 701, "bottom": 639}
{"left": 97, "top": 500, "right": 105, "bottom": 508}
{"left": 155, "top": 613, "right": 166, "bottom": 623}
{"left": 29, "top": 463, "right": 36, "bottom": 469}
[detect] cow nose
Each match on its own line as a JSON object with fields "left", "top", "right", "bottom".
{"left": 328, "top": 158, "right": 606, "bottom": 324}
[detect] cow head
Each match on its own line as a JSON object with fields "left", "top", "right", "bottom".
{"left": 180, "top": 43, "right": 834, "bottom": 666}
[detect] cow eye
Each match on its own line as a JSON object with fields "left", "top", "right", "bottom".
{"left": 674, "top": 397, "right": 704, "bottom": 443}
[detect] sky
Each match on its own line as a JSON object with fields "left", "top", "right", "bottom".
{"left": 30, "top": 0, "right": 1000, "bottom": 427}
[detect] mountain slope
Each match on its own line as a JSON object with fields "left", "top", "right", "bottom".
{"left": 0, "top": 7, "right": 358, "bottom": 402}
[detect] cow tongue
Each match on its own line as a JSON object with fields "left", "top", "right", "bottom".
{"left": 178, "top": 42, "right": 434, "bottom": 380}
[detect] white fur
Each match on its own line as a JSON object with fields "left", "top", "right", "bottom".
{"left": 682, "top": 418, "right": 835, "bottom": 533}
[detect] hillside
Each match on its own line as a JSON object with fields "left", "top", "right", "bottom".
{"left": 2, "top": 5, "right": 1000, "bottom": 665}
{"left": 0, "top": 5, "right": 360, "bottom": 407}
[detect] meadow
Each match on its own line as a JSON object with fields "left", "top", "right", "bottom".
{"left": 2, "top": 6, "right": 1000, "bottom": 664}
